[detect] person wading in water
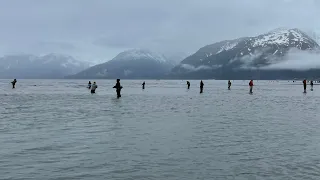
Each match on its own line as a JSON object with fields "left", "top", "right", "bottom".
{"left": 91, "top": 82, "right": 98, "bottom": 94}
{"left": 142, "top": 81, "right": 145, "bottom": 90}
{"left": 87, "top": 81, "right": 92, "bottom": 89}
{"left": 11, "top": 79, "right": 17, "bottom": 89}
{"left": 249, "top": 80, "right": 253, "bottom": 93}
{"left": 200, "top": 80, "right": 204, "bottom": 93}
{"left": 113, "top": 79, "right": 123, "bottom": 98}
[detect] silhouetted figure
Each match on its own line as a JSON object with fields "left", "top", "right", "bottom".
{"left": 228, "top": 80, "right": 232, "bottom": 90}
{"left": 142, "top": 81, "right": 145, "bottom": 89}
{"left": 113, "top": 79, "right": 123, "bottom": 98}
{"left": 200, "top": 80, "right": 204, "bottom": 93}
{"left": 91, "top": 82, "right": 98, "bottom": 94}
{"left": 11, "top": 79, "right": 17, "bottom": 89}
{"left": 249, "top": 80, "right": 253, "bottom": 93}
{"left": 303, "top": 79, "right": 307, "bottom": 93}
{"left": 88, "top": 81, "right": 92, "bottom": 89}
{"left": 310, "top": 80, "right": 314, "bottom": 91}
{"left": 187, "top": 81, "right": 190, "bottom": 89}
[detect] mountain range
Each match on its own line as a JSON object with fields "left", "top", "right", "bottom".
{"left": 69, "top": 28, "right": 320, "bottom": 80}
{"left": 170, "top": 28, "right": 320, "bottom": 79}
{"left": 0, "top": 54, "right": 90, "bottom": 79}
{"left": 1, "top": 28, "right": 320, "bottom": 80}
{"left": 67, "top": 49, "right": 177, "bottom": 79}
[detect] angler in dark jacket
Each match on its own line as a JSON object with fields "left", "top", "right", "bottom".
{"left": 11, "top": 79, "right": 17, "bottom": 89}
{"left": 87, "top": 81, "right": 92, "bottom": 89}
{"left": 200, "top": 80, "right": 204, "bottom": 93}
{"left": 142, "top": 81, "right": 145, "bottom": 89}
{"left": 113, "top": 79, "right": 123, "bottom": 98}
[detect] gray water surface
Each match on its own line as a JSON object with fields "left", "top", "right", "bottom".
{"left": 1, "top": 79, "right": 320, "bottom": 180}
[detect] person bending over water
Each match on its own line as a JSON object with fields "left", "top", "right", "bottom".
{"left": 200, "top": 80, "right": 204, "bottom": 93}
{"left": 311, "top": 80, "right": 314, "bottom": 91}
{"left": 91, "top": 82, "right": 98, "bottom": 94}
{"left": 249, "top": 80, "right": 253, "bottom": 93}
{"left": 187, "top": 81, "right": 190, "bottom": 89}
{"left": 11, "top": 79, "right": 17, "bottom": 89}
{"left": 228, "top": 80, "right": 232, "bottom": 90}
{"left": 142, "top": 81, "right": 145, "bottom": 89}
{"left": 88, "top": 81, "right": 92, "bottom": 89}
{"left": 113, "top": 79, "right": 123, "bottom": 98}
{"left": 303, "top": 79, "right": 307, "bottom": 93}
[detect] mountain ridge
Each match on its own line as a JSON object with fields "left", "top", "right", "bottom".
{"left": 170, "top": 28, "right": 320, "bottom": 79}
{"left": 66, "top": 49, "right": 176, "bottom": 79}
{"left": 0, "top": 53, "right": 90, "bottom": 79}
{"left": 2, "top": 28, "right": 319, "bottom": 80}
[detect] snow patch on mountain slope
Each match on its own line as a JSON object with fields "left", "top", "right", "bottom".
{"left": 217, "top": 42, "right": 238, "bottom": 54}
{"left": 205, "top": 53, "right": 213, "bottom": 57}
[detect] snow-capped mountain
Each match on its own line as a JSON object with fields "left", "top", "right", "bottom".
{"left": 171, "top": 28, "right": 320, "bottom": 79}
{"left": 67, "top": 49, "right": 176, "bottom": 79}
{"left": 0, "top": 54, "right": 90, "bottom": 79}
{"left": 112, "top": 49, "right": 169, "bottom": 63}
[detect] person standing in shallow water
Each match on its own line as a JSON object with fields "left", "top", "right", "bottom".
{"left": 200, "top": 80, "right": 204, "bottom": 93}
{"left": 187, "top": 81, "right": 190, "bottom": 89}
{"left": 142, "top": 81, "right": 145, "bottom": 89}
{"left": 228, "top": 80, "right": 232, "bottom": 90}
{"left": 303, "top": 79, "right": 307, "bottom": 93}
{"left": 113, "top": 79, "right": 123, "bottom": 98}
{"left": 249, "top": 80, "right": 253, "bottom": 93}
{"left": 91, "top": 82, "right": 98, "bottom": 94}
{"left": 310, "top": 80, "right": 314, "bottom": 91}
{"left": 87, "top": 81, "right": 92, "bottom": 89}
{"left": 11, "top": 79, "right": 17, "bottom": 89}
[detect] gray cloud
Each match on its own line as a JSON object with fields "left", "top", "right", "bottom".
{"left": 180, "top": 64, "right": 220, "bottom": 72}
{"left": 36, "top": 42, "right": 76, "bottom": 51}
{"left": 0, "top": 0, "right": 319, "bottom": 64}
{"left": 262, "top": 49, "right": 320, "bottom": 71}
{"left": 233, "top": 47, "right": 320, "bottom": 71}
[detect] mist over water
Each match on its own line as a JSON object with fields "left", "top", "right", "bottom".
{"left": 1, "top": 79, "right": 320, "bottom": 180}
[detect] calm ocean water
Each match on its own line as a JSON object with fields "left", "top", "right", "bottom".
{"left": 1, "top": 79, "right": 320, "bottom": 180}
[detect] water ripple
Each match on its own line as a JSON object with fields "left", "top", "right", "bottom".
{"left": 1, "top": 80, "right": 320, "bottom": 179}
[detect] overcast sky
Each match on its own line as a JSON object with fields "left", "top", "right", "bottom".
{"left": 0, "top": 0, "right": 319, "bottom": 63}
